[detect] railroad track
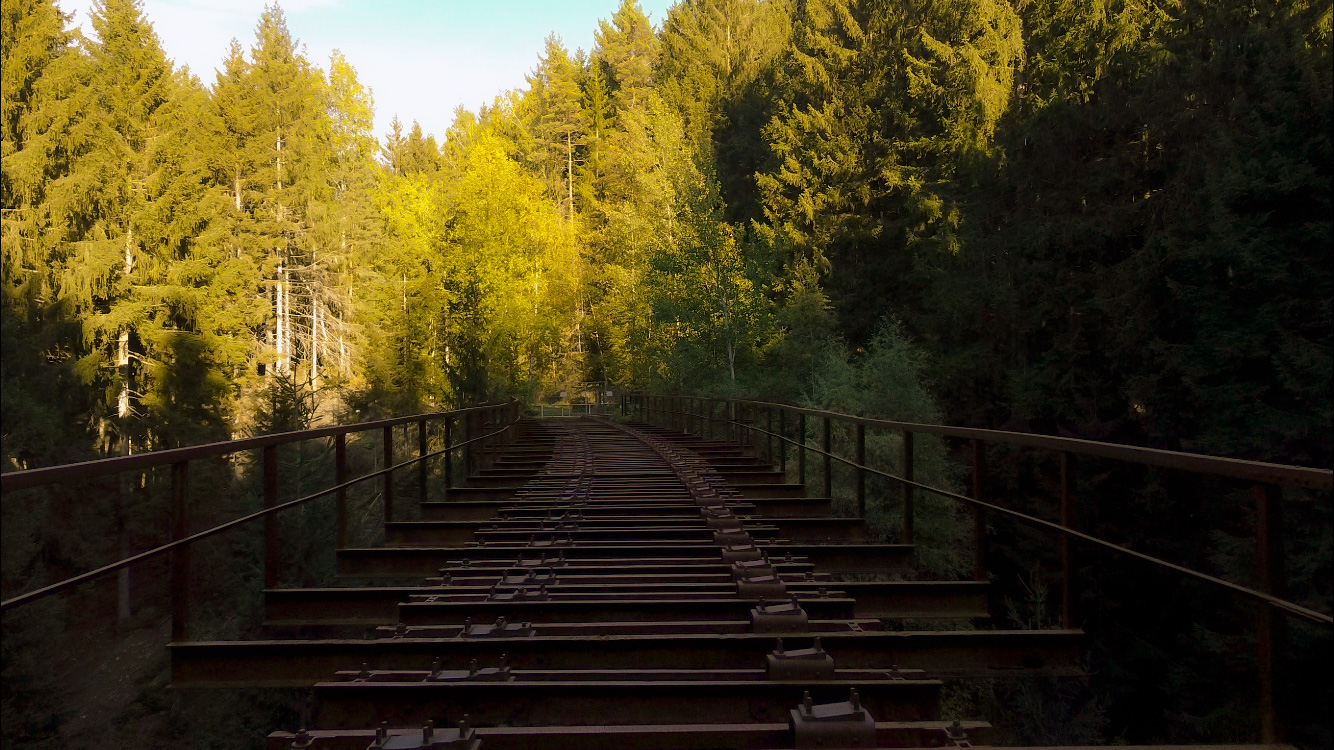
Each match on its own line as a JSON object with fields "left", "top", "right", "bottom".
{"left": 174, "top": 416, "right": 1085, "bottom": 749}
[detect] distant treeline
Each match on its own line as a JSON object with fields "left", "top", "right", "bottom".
{"left": 3, "top": 0, "right": 1327, "bottom": 468}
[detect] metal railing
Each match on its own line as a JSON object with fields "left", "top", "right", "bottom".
{"left": 626, "top": 393, "right": 1331, "bottom": 742}
{"left": 532, "top": 403, "right": 613, "bottom": 417}
{"left": 0, "top": 400, "right": 523, "bottom": 642}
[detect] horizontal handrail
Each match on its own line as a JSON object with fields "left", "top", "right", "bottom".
{"left": 0, "top": 413, "right": 522, "bottom": 612}
{"left": 0, "top": 401, "right": 511, "bottom": 493}
{"left": 705, "top": 410, "right": 1331, "bottom": 627}
{"left": 659, "top": 395, "right": 1332, "bottom": 490}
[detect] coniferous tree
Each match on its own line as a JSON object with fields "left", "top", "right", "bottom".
{"left": 756, "top": 0, "right": 1021, "bottom": 341}
{"left": 596, "top": 0, "right": 657, "bottom": 114}
{"left": 1, "top": 0, "right": 85, "bottom": 468}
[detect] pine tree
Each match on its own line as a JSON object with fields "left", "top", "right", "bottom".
{"left": 313, "top": 50, "right": 378, "bottom": 389}
{"left": 243, "top": 4, "right": 328, "bottom": 381}
{"left": 596, "top": 0, "right": 658, "bottom": 114}
{"left": 0, "top": 0, "right": 83, "bottom": 467}
{"left": 524, "top": 34, "right": 589, "bottom": 223}
{"left": 576, "top": 56, "right": 611, "bottom": 212}
{"left": 756, "top": 0, "right": 1022, "bottom": 341}
{"left": 381, "top": 114, "right": 406, "bottom": 174}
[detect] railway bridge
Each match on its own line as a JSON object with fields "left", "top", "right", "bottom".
{"left": 1, "top": 396, "right": 1330, "bottom": 749}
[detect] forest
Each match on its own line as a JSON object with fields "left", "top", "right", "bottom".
{"left": 1, "top": 0, "right": 1330, "bottom": 747}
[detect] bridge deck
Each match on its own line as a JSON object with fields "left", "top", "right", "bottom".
{"left": 173, "top": 416, "right": 1087, "bottom": 748}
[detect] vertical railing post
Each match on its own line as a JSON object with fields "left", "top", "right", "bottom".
{"left": 465, "top": 413, "right": 474, "bottom": 479}
{"left": 418, "top": 419, "right": 428, "bottom": 507}
{"left": 480, "top": 410, "right": 490, "bottom": 470}
{"left": 170, "top": 460, "right": 189, "bottom": 642}
{"left": 1254, "top": 481, "right": 1284, "bottom": 743}
{"left": 1060, "top": 451, "right": 1075, "bottom": 629}
{"left": 779, "top": 409, "right": 787, "bottom": 474}
{"left": 263, "top": 444, "right": 279, "bottom": 589}
{"left": 766, "top": 408, "right": 774, "bottom": 465}
{"left": 822, "top": 416, "right": 832, "bottom": 500}
{"left": 336, "top": 433, "right": 348, "bottom": 548}
{"left": 798, "top": 413, "right": 807, "bottom": 487}
{"left": 970, "top": 440, "right": 986, "bottom": 580}
{"left": 856, "top": 423, "right": 866, "bottom": 519}
{"left": 902, "top": 430, "right": 914, "bottom": 543}
{"left": 382, "top": 425, "right": 394, "bottom": 523}
{"left": 443, "top": 417, "right": 453, "bottom": 497}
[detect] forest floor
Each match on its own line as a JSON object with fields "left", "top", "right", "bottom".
{"left": 57, "top": 612, "right": 170, "bottom": 749}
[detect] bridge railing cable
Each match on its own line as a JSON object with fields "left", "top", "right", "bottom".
{"left": 0, "top": 400, "right": 524, "bottom": 642}
{"left": 625, "top": 393, "right": 1331, "bottom": 743}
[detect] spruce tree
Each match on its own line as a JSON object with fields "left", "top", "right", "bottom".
{"left": 533, "top": 34, "right": 588, "bottom": 224}
{"left": 0, "top": 0, "right": 84, "bottom": 467}
{"left": 596, "top": 0, "right": 657, "bottom": 114}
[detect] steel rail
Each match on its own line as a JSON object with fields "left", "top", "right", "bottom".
{"left": 650, "top": 396, "right": 1332, "bottom": 490}
{"left": 694, "top": 410, "right": 1331, "bottom": 626}
{"left": 0, "top": 401, "right": 514, "bottom": 493}
{"left": 0, "top": 417, "right": 521, "bottom": 612}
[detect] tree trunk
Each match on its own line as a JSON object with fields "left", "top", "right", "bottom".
{"left": 276, "top": 268, "right": 285, "bottom": 373}
{"left": 117, "top": 229, "right": 134, "bottom": 623}
{"left": 311, "top": 301, "right": 320, "bottom": 389}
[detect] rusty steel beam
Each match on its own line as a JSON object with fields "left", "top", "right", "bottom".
{"left": 264, "top": 580, "right": 987, "bottom": 627}
{"left": 267, "top": 720, "right": 994, "bottom": 750}
{"left": 170, "top": 629, "right": 1084, "bottom": 688}
{"left": 312, "top": 678, "right": 942, "bottom": 728}
{"left": 336, "top": 544, "right": 913, "bottom": 577}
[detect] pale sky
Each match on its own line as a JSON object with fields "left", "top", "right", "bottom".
{"left": 57, "top": 0, "right": 674, "bottom": 144}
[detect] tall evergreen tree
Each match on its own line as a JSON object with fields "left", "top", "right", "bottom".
{"left": 596, "top": 0, "right": 658, "bottom": 114}
{"left": 0, "top": 0, "right": 84, "bottom": 467}
{"left": 242, "top": 4, "right": 327, "bottom": 380}
{"left": 756, "top": 0, "right": 1022, "bottom": 341}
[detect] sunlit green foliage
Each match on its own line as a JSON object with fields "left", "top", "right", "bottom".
{"left": 0, "top": 0, "right": 1329, "bottom": 742}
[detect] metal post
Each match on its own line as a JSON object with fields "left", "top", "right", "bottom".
{"left": 336, "top": 433, "right": 348, "bottom": 548}
{"left": 465, "top": 413, "right": 474, "bottom": 479}
{"left": 383, "top": 425, "right": 394, "bottom": 523}
{"left": 1253, "top": 482, "right": 1284, "bottom": 743}
{"left": 479, "top": 411, "right": 489, "bottom": 470}
{"left": 419, "top": 419, "right": 428, "bottom": 506}
{"left": 170, "top": 460, "right": 189, "bottom": 641}
{"left": 798, "top": 413, "right": 807, "bottom": 487}
{"left": 822, "top": 416, "right": 832, "bottom": 500}
{"left": 263, "top": 444, "right": 279, "bottom": 589}
{"left": 443, "top": 418, "right": 453, "bottom": 496}
{"left": 779, "top": 409, "right": 787, "bottom": 473}
{"left": 970, "top": 440, "right": 986, "bottom": 580}
{"left": 856, "top": 423, "right": 866, "bottom": 519}
{"left": 1060, "top": 451, "right": 1075, "bottom": 628}
{"left": 766, "top": 409, "right": 774, "bottom": 466}
{"left": 902, "top": 431, "right": 914, "bottom": 543}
